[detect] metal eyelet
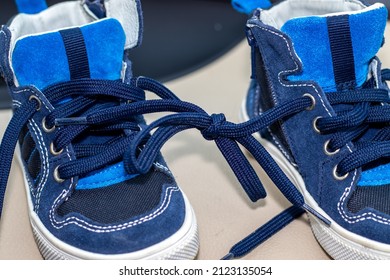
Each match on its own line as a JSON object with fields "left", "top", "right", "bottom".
{"left": 53, "top": 166, "right": 64, "bottom": 183}
{"left": 313, "top": 116, "right": 322, "bottom": 134}
{"left": 333, "top": 165, "right": 349, "bottom": 181}
{"left": 29, "top": 95, "right": 42, "bottom": 111}
{"left": 42, "top": 117, "right": 55, "bottom": 133}
{"left": 324, "top": 140, "right": 340, "bottom": 156}
{"left": 50, "top": 142, "right": 64, "bottom": 156}
{"left": 303, "top": 93, "right": 316, "bottom": 111}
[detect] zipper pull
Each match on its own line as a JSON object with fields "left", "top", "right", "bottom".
{"left": 246, "top": 28, "right": 256, "bottom": 47}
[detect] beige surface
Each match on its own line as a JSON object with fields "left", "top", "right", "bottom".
{"left": 1, "top": 25, "right": 390, "bottom": 260}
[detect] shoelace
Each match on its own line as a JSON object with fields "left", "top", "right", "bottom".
{"left": 0, "top": 75, "right": 315, "bottom": 256}
{"left": 315, "top": 71, "right": 390, "bottom": 178}
{"left": 0, "top": 77, "right": 173, "bottom": 214}
{"left": 1, "top": 72, "right": 389, "bottom": 258}
{"left": 123, "top": 72, "right": 390, "bottom": 258}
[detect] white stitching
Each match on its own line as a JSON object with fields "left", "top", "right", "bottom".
{"left": 267, "top": 126, "right": 297, "bottom": 166}
{"left": 78, "top": 174, "right": 138, "bottom": 188}
{"left": 50, "top": 185, "right": 179, "bottom": 232}
{"left": 13, "top": 88, "right": 52, "bottom": 112}
{"left": 15, "top": 97, "right": 179, "bottom": 232}
{"left": 154, "top": 162, "right": 170, "bottom": 173}
{"left": 14, "top": 99, "right": 50, "bottom": 211}
{"left": 11, "top": 78, "right": 179, "bottom": 232}
{"left": 255, "top": 83, "right": 261, "bottom": 114}
{"left": 29, "top": 119, "right": 49, "bottom": 211}
{"left": 255, "top": 83, "right": 297, "bottom": 165}
{"left": 252, "top": 24, "right": 390, "bottom": 226}
{"left": 337, "top": 170, "right": 390, "bottom": 225}
{"left": 252, "top": 25, "right": 332, "bottom": 117}
{"left": 12, "top": 101, "right": 35, "bottom": 198}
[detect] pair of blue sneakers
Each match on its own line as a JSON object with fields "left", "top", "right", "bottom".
{"left": 1, "top": 0, "right": 390, "bottom": 259}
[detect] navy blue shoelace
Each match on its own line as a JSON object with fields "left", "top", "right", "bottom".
{"left": 315, "top": 71, "right": 390, "bottom": 177}
{"left": 1, "top": 73, "right": 389, "bottom": 258}
{"left": 122, "top": 72, "right": 390, "bottom": 258}
{"left": 0, "top": 76, "right": 311, "bottom": 256}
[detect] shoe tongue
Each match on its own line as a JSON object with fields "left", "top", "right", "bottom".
{"left": 281, "top": 4, "right": 387, "bottom": 92}
{"left": 12, "top": 18, "right": 126, "bottom": 90}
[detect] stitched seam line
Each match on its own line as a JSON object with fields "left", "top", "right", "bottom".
{"left": 78, "top": 174, "right": 137, "bottom": 188}
{"left": 14, "top": 99, "right": 50, "bottom": 212}
{"left": 50, "top": 185, "right": 179, "bottom": 232}
{"left": 13, "top": 101, "right": 35, "bottom": 198}
{"left": 251, "top": 24, "right": 389, "bottom": 225}
{"left": 29, "top": 119, "right": 49, "bottom": 212}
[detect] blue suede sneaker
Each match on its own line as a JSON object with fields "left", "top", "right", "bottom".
{"left": 241, "top": 0, "right": 390, "bottom": 259}
{"left": 0, "top": 0, "right": 199, "bottom": 259}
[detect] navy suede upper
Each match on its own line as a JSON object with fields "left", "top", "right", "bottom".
{"left": 279, "top": 5, "right": 390, "bottom": 189}
{"left": 245, "top": 3, "right": 390, "bottom": 245}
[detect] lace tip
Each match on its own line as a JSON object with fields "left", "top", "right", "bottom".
{"left": 303, "top": 203, "right": 331, "bottom": 226}
{"left": 55, "top": 117, "right": 88, "bottom": 126}
{"left": 221, "top": 253, "right": 234, "bottom": 260}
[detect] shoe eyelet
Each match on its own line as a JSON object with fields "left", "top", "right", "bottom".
{"left": 303, "top": 93, "right": 316, "bottom": 111}
{"left": 50, "top": 142, "right": 63, "bottom": 156}
{"left": 324, "top": 139, "right": 340, "bottom": 156}
{"left": 54, "top": 166, "right": 64, "bottom": 183}
{"left": 333, "top": 165, "right": 349, "bottom": 181}
{"left": 42, "top": 117, "right": 55, "bottom": 133}
{"left": 29, "top": 95, "right": 42, "bottom": 111}
{"left": 313, "top": 116, "right": 322, "bottom": 134}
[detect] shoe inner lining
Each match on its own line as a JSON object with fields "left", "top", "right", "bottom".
{"left": 259, "top": 0, "right": 370, "bottom": 29}
{"left": 7, "top": 0, "right": 141, "bottom": 54}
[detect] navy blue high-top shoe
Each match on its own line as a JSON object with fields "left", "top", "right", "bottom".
{"left": 241, "top": 0, "right": 390, "bottom": 259}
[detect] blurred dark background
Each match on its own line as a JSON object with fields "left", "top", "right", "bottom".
{"left": 0, "top": 0, "right": 388, "bottom": 109}
{"left": 0, "top": 0, "right": 247, "bottom": 109}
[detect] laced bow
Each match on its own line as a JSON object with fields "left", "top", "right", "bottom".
{"left": 1, "top": 71, "right": 390, "bottom": 259}
{"left": 0, "top": 76, "right": 311, "bottom": 256}
{"left": 122, "top": 72, "right": 390, "bottom": 258}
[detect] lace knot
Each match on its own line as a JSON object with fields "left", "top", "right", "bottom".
{"left": 202, "top": 113, "right": 226, "bottom": 141}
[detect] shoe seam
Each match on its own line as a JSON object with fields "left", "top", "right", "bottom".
{"left": 251, "top": 23, "right": 390, "bottom": 226}
{"left": 14, "top": 92, "right": 178, "bottom": 232}
{"left": 255, "top": 83, "right": 297, "bottom": 165}
{"left": 13, "top": 99, "right": 50, "bottom": 213}
{"left": 29, "top": 118, "right": 49, "bottom": 212}
{"left": 49, "top": 183, "right": 179, "bottom": 233}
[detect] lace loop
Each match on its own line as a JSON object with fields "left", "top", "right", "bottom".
{"left": 125, "top": 97, "right": 311, "bottom": 204}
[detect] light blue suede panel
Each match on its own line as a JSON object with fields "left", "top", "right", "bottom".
{"left": 12, "top": 18, "right": 126, "bottom": 90}
{"left": 349, "top": 6, "right": 388, "bottom": 90}
{"left": 13, "top": 32, "right": 70, "bottom": 90}
{"left": 282, "top": 6, "right": 387, "bottom": 92}
{"left": 77, "top": 162, "right": 139, "bottom": 190}
{"left": 81, "top": 19, "right": 126, "bottom": 81}
{"left": 231, "top": 0, "right": 271, "bottom": 14}
{"left": 359, "top": 162, "right": 390, "bottom": 187}
{"left": 281, "top": 16, "right": 336, "bottom": 92}
{"left": 15, "top": 0, "right": 47, "bottom": 14}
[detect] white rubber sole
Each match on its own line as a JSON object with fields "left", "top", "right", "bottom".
{"left": 241, "top": 100, "right": 390, "bottom": 259}
{"left": 17, "top": 149, "right": 199, "bottom": 260}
